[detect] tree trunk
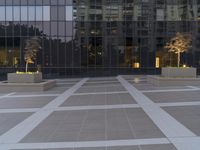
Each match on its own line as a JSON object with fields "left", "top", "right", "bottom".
{"left": 177, "top": 52, "right": 180, "bottom": 68}
{"left": 26, "top": 62, "right": 28, "bottom": 73}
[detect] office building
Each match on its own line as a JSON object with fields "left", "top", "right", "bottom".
{"left": 0, "top": 0, "right": 200, "bottom": 77}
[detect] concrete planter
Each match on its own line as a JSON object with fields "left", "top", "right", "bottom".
{"left": 161, "top": 67, "right": 197, "bottom": 78}
{"left": 147, "top": 75, "right": 200, "bottom": 86}
{"left": 8, "top": 72, "right": 42, "bottom": 83}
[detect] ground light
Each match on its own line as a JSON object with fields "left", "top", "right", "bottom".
{"left": 16, "top": 71, "right": 39, "bottom": 74}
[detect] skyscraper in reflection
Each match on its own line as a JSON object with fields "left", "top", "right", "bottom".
{"left": 0, "top": 0, "right": 200, "bottom": 78}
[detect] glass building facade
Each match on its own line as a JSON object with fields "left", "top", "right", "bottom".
{"left": 0, "top": 0, "right": 200, "bottom": 78}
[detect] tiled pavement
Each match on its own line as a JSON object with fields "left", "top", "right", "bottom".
{"left": 0, "top": 76, "right": 200, "bottom": 150}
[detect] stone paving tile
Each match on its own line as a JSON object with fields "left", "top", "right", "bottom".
{"left": 61, "top": 93, "right": 136, "bottom": 106}
{"left": 145, "top": 91, "right": 200, "bottom": 103}
{"left": 14, "top": 90, "right": 64, "bottom": 95}
{"left": 88, "top": 77, "right": 118, "bottom": 82}
{"left": 20, "top": 110, "right": 87, "bottom": 143}
{"left": 133, "top": 84, "right": 190, "bottom": 91}
{"left": 0, "top": 94, "right": 8, "bottom": 96}
{"left": 163, "top": 106, "right": 200, "bottom": 135}
{"left": 56, "top": 83, "right": 75, "bottom": 88}
{"left": 107, "top": 146, "right": 139, "bottom": 150}
{"left": 11, "top": 144, "right": 177, "bottom": 150}
{"left": 0, "top": 112, "right": 32, "bottom": 136}
{"left": 121, "top": 75, "right": 147, "bottom": 80}
{"left": 0, "top": 96, "right": 55, "bottom": 109}
{"left": 141, "top": 144, "right": 177, "bottom": 150}
{"left": 82, "top": 82, "right": 121, "bottom": 87}
{"left": 124, "top": 108, "right": 165, "bottom": 139}
{"left": 12, "top": 144, "right": 175, "bottom": 150}
{"left": 20, "top": 108, "right": 164, "bottom": 143}
{"left": 12, "top": 149, "right": 72, "bottom": 150}
{"left": 75, "top": 86, "right": 126, "bottom": 93}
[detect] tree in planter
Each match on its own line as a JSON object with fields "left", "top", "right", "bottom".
{"left": 164, "top": 32, "right": 192, "bottom": 67}
{"left": 24, "top": 37, "right": 41, "bottom": 73}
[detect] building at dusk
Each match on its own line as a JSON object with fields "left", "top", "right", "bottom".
{"left": 0, "top": 0, "right": 200, "bottom": 77}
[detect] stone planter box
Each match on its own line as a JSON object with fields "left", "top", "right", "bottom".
{"left": 0, "top": 80, "right": 56, "bottom": 92}
{"left": 147, "top": 75, "right": 200, "bottom": 86}
{"left": 162, "top": 67, "right": 197, "bottom": 78}
{"left": 8, "top": 72, "right": 42, "bottom": 83}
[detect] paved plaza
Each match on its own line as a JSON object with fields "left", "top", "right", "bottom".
{"left": 0, "top": 75, "right": 200, "bottom": 150}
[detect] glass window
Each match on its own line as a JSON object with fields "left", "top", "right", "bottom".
{"left": 0, "top": 0, "right": 5, "bottom": 5}
{"left": 28, "top": 0, "right": 35, "bottom": 5}
{"left": 6, "top": 6, "right": 12, "bottom": 21}
{"left": 13, "top": 0, "right": 20, "bottom": 5}
{"left": 66, "top": 0, "right": 72, "bottom": 5}
{"left": 58, "top": 22, "right": 65, "bottom": 36}
{"left": 58, "top": 6, "right": 65, "bottom": 20}
{"left": 43, "top": 22, "right": 50, "bottom": 36}
{"left": 43, "top": 0, "right": 50, "bottom": 5}
{"left": 66, "top": 21, "right": 73, "bottom": 36}
{"left": 58, "top": 0, "right": 65, "bottom": 5}
{"left": 36, "top": 6, "right": 43, "bottom": 21}
{"left": 13, "top": 6, "right": 20, "bottom": 21}
{"left": 51, "top": 6, "right": 57, "bottom": 20}
{"left": 66, "top": 6, "right": 73, "bottom": 20}
{"left": 6, "top": 0, "right": 12, "bottom": 5}
{"left": 51, "top": 22, "right": 57, "bottom": 36}
{"left": 28, "top": 6, "right": 35, "bottom": 21}
{"left": 21, "top": 0, "right": 28, "bottom": 5}
{"left": 36, "top": 0, "right": 43, "bottom": 5}
{"left": 43, "top": 6, "right": 50, "bottom": 21}
{"left": 51, "top": 0, "right": 57, "bottom": 5}
{"left": 0, "top": 6, "right": 5, "bottom": 21}
{"left": 21, "top": 6, "right": 28, "bottom": 21}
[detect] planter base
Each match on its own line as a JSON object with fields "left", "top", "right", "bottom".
{"left": 0, "top": 80, "right": 56, "bottom": 92}
{"left": 147, "top": 75, "right": 200, "bottom": 86}
{"left": 8, "top": 73, "right": 42, "bottom": 83}
{"left": 162, "top": 67, "right": 196, "bottom": 78}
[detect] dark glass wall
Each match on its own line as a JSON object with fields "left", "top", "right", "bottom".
{"left": 0, "top": 0, "right": 200, "bottom": 78}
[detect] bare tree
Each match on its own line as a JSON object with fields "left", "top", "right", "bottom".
{"left": 24, "top": 37, "right": 41, "bottom": 73}
{"left": 164, "top": 32, "right": 192, "bottom": 67}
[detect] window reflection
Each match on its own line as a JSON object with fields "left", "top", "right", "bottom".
{"left": 28, "top": 6, "right": 35, "bottom": 21}
{"left": 13, "top": 6, "right": 20, "bottom": 21}
{"left": 36, "top": 6, "right": 43, "bottom": 21}
{"left": 66, "top": 6, "right": 73, "bottom": 21}
{"left": 0, "top": 6, "right": 50, "bottom": 21}
{"left": 0, "top": 6, "right": 5, "bottom": 21}
{"left": 21, "top": 6, "right": 28, "bottom": 21}
{"left": 6, "top": 6, "right": 12, "bottom": 21}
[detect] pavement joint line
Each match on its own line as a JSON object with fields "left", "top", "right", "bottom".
{"left": 117, "top": 76, "right": 196, "bottom": 138}
{"left": 85, "top": 81, "right": 119, "bottom": 84}
{"left": 0, "top": 78, "right": 89, "bottom": 147}
{"left": 169, "top": 137, "right": 200, "bottom": 150}
{"left": 0, "top": 93, "right": 16, "bottom": 100}
{"left": 141, "top": 88, "right": 200, "bottom": 93}
{"left": 73, "top": 91, "right": 128, "bottom": 96}
{"left": 6, "top": 94, "right": 60, "bottom": 98}
{"left": 55, "top": 104, "right": 140, "bottom": 111}
{"left": 0, "top": 108, "right": 40, "bottom": 113}
{"left": 1, "top": 101, "right": 200, "bottom": 114}
{"left": 0, "top": 138, "right": 170, "bottom": 149}
{"left": 158, "top": 101, "right": 200, "bottom": 107}
{"left": 117, "top": 76, "right": 200, "bottom": 150}
{"left": 186, "top": 86, "right": 200, "bottom": 89}
{"left": 81, "top": 84, "right": 122, "bottom": 88}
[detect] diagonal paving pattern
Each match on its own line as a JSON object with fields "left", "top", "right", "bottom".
{"left": 0, "top": 76, "right": 199, "bottom": 150}
{"left": 0, "top": 78, "right": 88, "bottom": 149}
{"left": 117, "top": 75, "right": 200, "bottom": 150}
